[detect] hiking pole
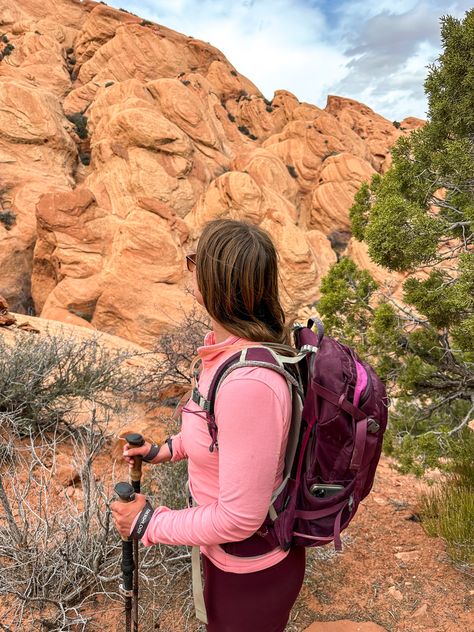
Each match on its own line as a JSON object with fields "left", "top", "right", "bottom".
{"left": 114, "top": 482, "right": 136, "bottom": 632}
{"left": 124, "top": 433, "right": 145, "bottom": 632}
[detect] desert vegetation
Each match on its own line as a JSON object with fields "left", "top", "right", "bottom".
{"left": 318, "top": 10, "right": 474, "bottom": 566}
{"left": 66, "top": 113, "right": 88, "bottom": 140}
{"left": 0, "top": 210, "right": 16, "bottom": 231}
{"left": 0, "top": 325, "right": 207, "bottom": 630}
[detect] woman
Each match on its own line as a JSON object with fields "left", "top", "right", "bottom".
{"left": 112, "top": 218, "right": 305, "bottom": 632}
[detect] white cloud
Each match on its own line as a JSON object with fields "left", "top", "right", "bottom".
{"left": 106, "top": 0, "right": 349, "bottom": 107}
{"left": 105, "top": 0, "right": 472, "bottom": 121}
{"left": 331, "top": 1, "right": 472, "bottom": 120}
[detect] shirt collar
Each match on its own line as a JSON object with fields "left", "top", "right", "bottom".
{"left": 197, "top": 331, "right": 244, "bottom": 366}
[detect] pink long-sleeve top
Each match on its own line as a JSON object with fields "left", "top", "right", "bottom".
{"left": 140, "top": 331, "right": 292, "bottom": 573}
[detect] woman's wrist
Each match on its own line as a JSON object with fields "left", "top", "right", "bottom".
{"left": 143, "top": 443, "right": 160, "bottom": 463}
{"left": 151, "top": 442, "right": 172, "bottom": 464}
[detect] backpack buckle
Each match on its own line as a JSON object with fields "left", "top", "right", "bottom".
{"left": 367, "top": 418, "right": 380, "bottom": 433}
{"left": 192, "top": 387, "right": 211, "bottom": 412}
{"left": 300, "top": 344, "right": 319, "bottom": 354}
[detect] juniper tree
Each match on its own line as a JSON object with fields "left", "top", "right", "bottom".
{"left": 319, "top": 10, "right": 474, "bottom": 473}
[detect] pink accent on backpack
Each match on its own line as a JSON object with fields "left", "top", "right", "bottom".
{"left": 191, "top": 318, "right": 388, "bottom": 555}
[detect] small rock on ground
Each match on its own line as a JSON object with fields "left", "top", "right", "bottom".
{"left": 304, "top": 621, "right": 388, "bottom": 632}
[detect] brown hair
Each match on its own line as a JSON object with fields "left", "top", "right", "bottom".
{"left": 196, "top": 219, "right": 289, "bottom": 344}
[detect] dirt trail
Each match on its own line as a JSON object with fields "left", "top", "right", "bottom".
{"left": 296, "top": 456, "right": 473, "bottom": 632}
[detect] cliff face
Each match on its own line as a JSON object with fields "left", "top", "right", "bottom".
{"left": 0, "top": 0, "right": 423, "bottom": 346}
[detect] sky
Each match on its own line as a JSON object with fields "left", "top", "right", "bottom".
{"left": 106, "top": 0, "right": 472, "bottom": 121}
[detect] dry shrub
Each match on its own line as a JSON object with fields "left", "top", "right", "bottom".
{"left": 134, "top": 415, "right": 196, "bottom": 631}
{"left": 0, "top": 421, "right": 121, "bottom": 631}
{"left": 145, "top": 307, "right": 210, "bottom": 407}
{"left": 0, "top": 330, "right": 144, "bottom": 441}
{"left": 0, "top": 312, "right": 211, "bottom": 630}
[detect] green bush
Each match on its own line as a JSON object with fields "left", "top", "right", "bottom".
{"left": 0, "top": 210, "right": 16, "bottom": 230}
{"left": 419, "top": 431, "right": 474, "bottom": 565}
{"left": 79, "top": 152, "right": 91, "bottom": 166}
{"left": 323, "top": 10, "right": 474, "bottom": 467}
{"left": 317, "top": 9, "right": 474, "bottom": 568}
{"left": 66, "top": 112, "right": 88, "bottom": 140}
{"left": 238, "top": 125, "right": 250, "bottom": 136}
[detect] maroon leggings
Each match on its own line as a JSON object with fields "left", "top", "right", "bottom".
{"left": 202, "top": 547, "right": 305, "bottom": 632}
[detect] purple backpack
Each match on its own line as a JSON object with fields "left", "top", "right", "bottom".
{"left": 191, "top": 317, "right": 388, "bottom": 554}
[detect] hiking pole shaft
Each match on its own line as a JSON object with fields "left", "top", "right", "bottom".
{"left": 114, "top": 482, "right": 136, "bottom": 632}
{"left": 124, "top": 433, "right": 145, "bottom": 632}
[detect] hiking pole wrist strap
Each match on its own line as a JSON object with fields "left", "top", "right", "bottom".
{"left": 130, "top": 501, "right": 154, "bottom": 540}
{"left": 143, "top": 443, "right": 160, "bottom": 463}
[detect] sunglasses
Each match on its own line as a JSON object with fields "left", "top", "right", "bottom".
{"left": 186, "top": 253, "right": 197, "bottom": 272}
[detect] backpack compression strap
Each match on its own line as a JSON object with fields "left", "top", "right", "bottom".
{"left": 310, "top": 381, "right": 381, "bottom": 472}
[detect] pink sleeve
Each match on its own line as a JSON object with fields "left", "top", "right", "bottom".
{"left": 140, "top": 376, "right": 287, "bottom": 547}
{"left": 170, "top": 432, "right": 187, "bottom": 462}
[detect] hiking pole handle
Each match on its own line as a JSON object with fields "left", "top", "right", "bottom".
{"left": 124, "top": 433, "right": 145, "bottom": 493}
{"left": 121, "top": 437, "right": 143, "bottom": 632}
{"left": 114, "top": 482, "right": 135, "bottom": 632}
{"left": 114, "top": 484, "right": 136, "bottom": 574}
{"left": 115, "top": 481, "right": 136, "bottom": 504}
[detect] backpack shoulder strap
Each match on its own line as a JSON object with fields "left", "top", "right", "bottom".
{"left": 190, "top": 351, "right": 241, "bottom": 413}
{"left": 192, "top": 346, "right": 304, "bottom": 415}
{"left": 190, "top": 345, "right": 306, "bottom": 459}
{"left": 210, "top": 346, "right": 306, "bottom": 518}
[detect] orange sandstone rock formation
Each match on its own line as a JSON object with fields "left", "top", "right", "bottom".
{"left": 0, "top": 0, "right": 423, "bottom": 346}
